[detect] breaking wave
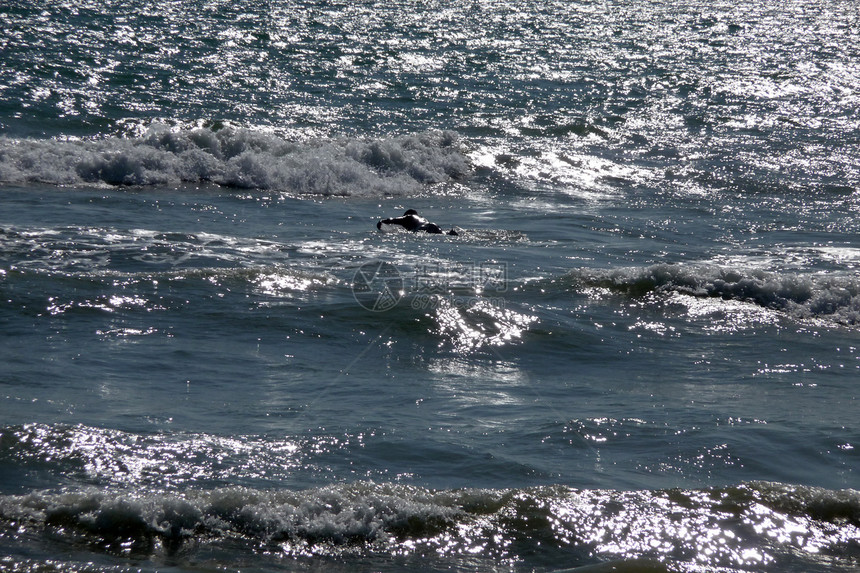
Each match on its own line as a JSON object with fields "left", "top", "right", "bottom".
{"left": 0, "top": 481, "right": 857, "bottom": 571}
{"left": 0, "top": 126, "right": 469, "bottom": 196}
{"left": 562, "top": 264, "right": 860, "bottom": 327}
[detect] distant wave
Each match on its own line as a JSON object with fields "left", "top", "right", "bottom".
{"left": 562, "top": 264, "right": 860, "bottom": 327}
{"left": 0, "top": 127, "right": 469, "bottom": 196}
{"left": 0, "top": 480, "right": 857, "bottom": 569}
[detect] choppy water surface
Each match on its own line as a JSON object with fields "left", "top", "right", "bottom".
{"left": 1, "top": 1, "right": 859, "bottom": 572}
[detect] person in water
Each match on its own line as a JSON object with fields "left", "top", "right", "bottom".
{"left": 377, "top": 209, "right": 458, "bottom": 235}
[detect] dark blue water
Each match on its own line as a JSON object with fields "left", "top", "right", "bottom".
{"left": 1, "top": 1, "right": 858, "bottom": 572}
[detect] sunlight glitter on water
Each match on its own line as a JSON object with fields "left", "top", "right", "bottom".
{"left": 423, "top": 297, "right": 537, "bottom": 353}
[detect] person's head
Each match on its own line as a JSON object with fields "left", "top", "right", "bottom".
{"left": 404, "top": 209, "right": 419, "bottom": 216}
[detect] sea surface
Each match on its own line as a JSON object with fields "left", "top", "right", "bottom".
{"left": 1, "top": 1, "right": 859, "bottom": 572}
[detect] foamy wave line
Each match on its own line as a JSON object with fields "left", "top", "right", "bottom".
{"left": 566, "top": 264, "right": 860, "bottom": 326}
{"left": 0, "top": 127, "right": 468, "bottom": 196}
{"left": 0, "top": 482, "right": 857, "bottom": 567}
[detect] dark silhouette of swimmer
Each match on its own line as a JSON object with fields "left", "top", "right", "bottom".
{"left": 377, "top": 209, "right": 458, "bottom": 235}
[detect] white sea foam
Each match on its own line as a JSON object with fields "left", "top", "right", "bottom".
{"left": 564, "top": 264, "right": 860, "bottom": 327}
{"left": 0, "top": 481, "right": 856, "bottom": 566}
{"left": 0, "top": 127, "right": 468, "bottom": 196}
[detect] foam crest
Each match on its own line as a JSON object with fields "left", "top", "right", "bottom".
{"left": 0, "top": 484, "right": 468, "bottom": 554}
{"left": 565, "top": 264, "right": 860, "bottom": 327}
{"left": 1, "top": 482, "right": 857, "bottom": 568}
{"left": 0, "top": 128, "right": 468, "bottom": 196}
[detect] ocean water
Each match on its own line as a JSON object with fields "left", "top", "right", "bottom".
{"left": 1, "top": 1, "right": 859, "bottom": 572}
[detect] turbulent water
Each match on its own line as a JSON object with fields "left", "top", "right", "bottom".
{"left": 1, "top": 1, "right": 859, "bottom": 572}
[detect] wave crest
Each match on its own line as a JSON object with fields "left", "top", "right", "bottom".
{"left": 0, "top": 127, "right": 468, "bottom": 196}
{"left": 1, "top": 482, "right": 858, "bottom": 569}
{"left": 564, "top": 264, "right": 860, "bottom": 326}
